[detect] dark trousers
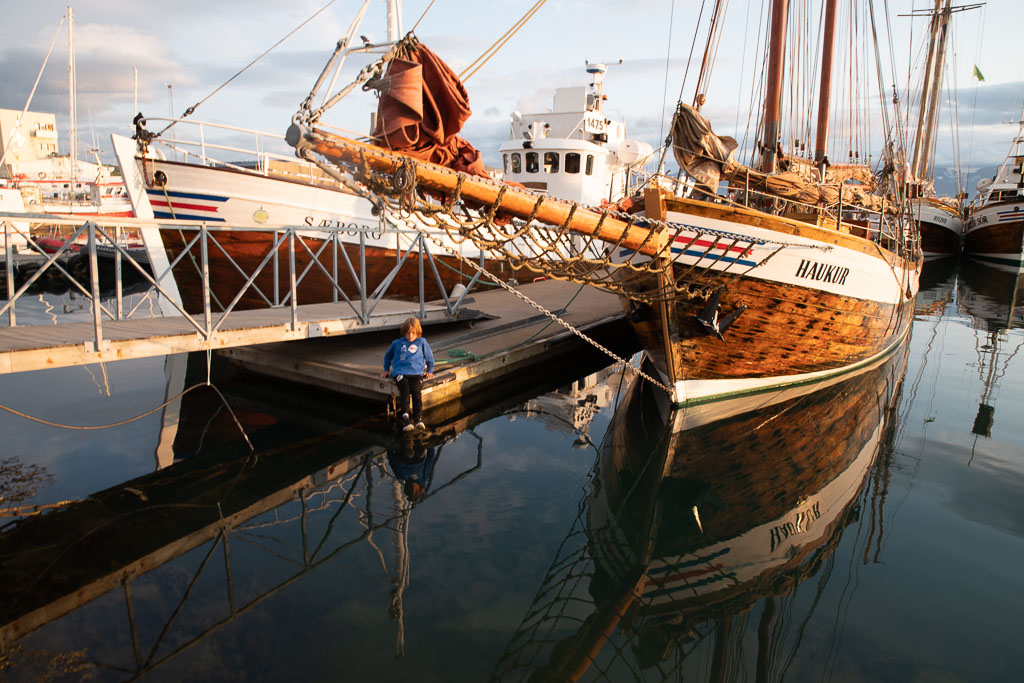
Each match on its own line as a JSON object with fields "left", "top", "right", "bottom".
{"left": 396, "top": 375, "right": 423, "bottom": 422}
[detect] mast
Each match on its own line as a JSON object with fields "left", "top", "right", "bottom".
{"left": 761, "top": 0, "right": 790, "bottom": 173}
{"left": 910, "top": 0, "right": 942, "bottom": 178}
{"left": 385, "top": 0, "right": 403, "bottom": 42}
{"left": 67, "top": 4, "right": 77, "bottom": 200}
{"left": 813, "top": 0, "right": 839, "bottom": 169}
{"left": 918, "top": 0, "right": 953, "bottom": 180}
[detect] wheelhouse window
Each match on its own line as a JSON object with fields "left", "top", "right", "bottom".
{"left": 543, "top": 152, "right": 559, "bottom": 173}
{"left": 525, "top": 152, "right": 539, "bottom": 173}
{"left": 511, "top": 153, "right": 522, "bottom": 174}
{"left": 565, "top": 153, "right": 581, "bottom": 174}
{"left": 502, "top": 154, "right": 508, "bottom": 173}
{"left": 585, "top": 154, "right": 594, "bottom": 176}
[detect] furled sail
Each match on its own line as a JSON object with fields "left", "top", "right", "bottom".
{"left": 669, "top": 102, "right": 739, "bottom": 191}
{"left": 669, "top": 103, "right": 892, "bottom": 214}
{"left": 367, "top": 41, "right": 487, "bottom": 178}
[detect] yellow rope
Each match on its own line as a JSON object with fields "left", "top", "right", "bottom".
{"left": 459, "top": 0, "right": 547, "bottom": 82}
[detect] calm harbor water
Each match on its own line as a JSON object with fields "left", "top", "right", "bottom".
{"left": 1, "top": 256, "right": 1022, "bottom": 682}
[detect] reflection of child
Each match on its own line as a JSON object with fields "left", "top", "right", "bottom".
{"left": 381, "top": 317, "right": 435, "bottom": 431}
{"left": 387, "top": 439, "right": 438, "bottom": 502}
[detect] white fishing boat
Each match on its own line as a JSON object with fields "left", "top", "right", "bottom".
{"left": 964, "top": 103, "right": 1024, "bottom": 267}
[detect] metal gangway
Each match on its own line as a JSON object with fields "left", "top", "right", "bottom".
{"left": 0, "top": 211, "right": 486, "bottom": 374}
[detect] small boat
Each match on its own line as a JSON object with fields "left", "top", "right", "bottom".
{"left": 964, "top": 103, "right": 1024, "bottom": 267}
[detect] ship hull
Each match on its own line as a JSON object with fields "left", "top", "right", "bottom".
{"left": 622, "top": 193, "right": 919, "bottom": 405}
{"left": 963, "top": 200, "right": 1024, "bottom": 266}
{"left": 912, "top": 198, "right": 962, "bottom": 256}
{"left": 118, "top": 156, "right": 516, "bottom": 312}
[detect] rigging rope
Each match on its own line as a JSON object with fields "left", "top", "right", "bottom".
{"left": 155, "top": 0, "right": 341, "bottom": 137}
{"left": 0, "top": 16, "right": 65, "bottom": 171}
{"left": 459, "top": 0, "right": 547, "bottom": 82}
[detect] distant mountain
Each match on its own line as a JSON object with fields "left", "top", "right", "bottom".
{"left": 933, "top": 164, "right": 1001, "bottom": 201}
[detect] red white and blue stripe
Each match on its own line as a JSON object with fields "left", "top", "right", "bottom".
{"left": 147, "top": 189, "right": 228, "bottom": 222}
{"left": 994, "top": 206, "right": 1024, "bottom": 223}
{"left": 670, "top": 233, "right": 759, "bottom": 267}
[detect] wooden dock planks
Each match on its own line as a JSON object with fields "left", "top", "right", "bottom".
{"left": 220, "top": 279, "right": 629, "bottom": 407}
{"left": 0, "top": 298, "right": 484, "bottom": 374}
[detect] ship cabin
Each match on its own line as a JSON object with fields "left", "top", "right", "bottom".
{"left": 498, "top": 64, "right": 652, "bottom": 208}
{"left": 978, "top": 154, "right": 1024, "bottom": 205}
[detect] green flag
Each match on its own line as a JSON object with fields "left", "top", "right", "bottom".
{"left": 973, "top": 65, "right": 986, "bottom": 82}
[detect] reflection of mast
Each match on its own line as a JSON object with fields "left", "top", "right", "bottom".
{"left": 971, "top": 329, "right": 1001, "bottom": 445}
{"left": 390, "top": 479, "right": 411, "bottom": 660}
{"left": 155, "top": 354, "right": 188, "bottom": 469}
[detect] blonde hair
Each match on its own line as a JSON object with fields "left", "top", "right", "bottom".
{"left": 401, "top": 317, "right": 422, "bottom": 337}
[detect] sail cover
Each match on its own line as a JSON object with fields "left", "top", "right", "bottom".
{"left": 370, "top": 42, "right": 487, "bottom": 178}
{"left": 670, "top": 103, "right": 739, "bottom": 190}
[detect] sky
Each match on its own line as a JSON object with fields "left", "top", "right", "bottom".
{"left": 1, "top": 0, "right": 1021, "bottom": 196}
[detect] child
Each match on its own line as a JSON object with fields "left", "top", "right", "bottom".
{"left": 381, "top": 317, "right": 435, "bottom": 431}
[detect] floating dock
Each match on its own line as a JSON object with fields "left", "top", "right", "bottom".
{"left": 221, "top": 279, "right": 630, "bottom": 411}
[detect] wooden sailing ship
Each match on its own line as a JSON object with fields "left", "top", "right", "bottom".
{"left": 293, "top": 0, "right": 921, "bottom": 406}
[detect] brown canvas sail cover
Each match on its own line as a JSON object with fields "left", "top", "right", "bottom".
{"left": 370, "top": 43, "right": 487, "bottom": 178}
{"left": 670, "top": 102, "right": 739, "bottom": 191}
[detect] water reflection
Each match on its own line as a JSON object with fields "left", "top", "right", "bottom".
{"left": 915, "top": 256, "right": 958, "bottom": 317}
{"left": 0, "top": 343, "right": 629, "bottom": 680}
{"left": 957, "top": 258, "right": 1024, "bottom": 448}
{"left": 493, "top": 340, "right": 910, "bottom": 681}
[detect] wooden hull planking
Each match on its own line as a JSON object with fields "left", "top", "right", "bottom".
{"left": 624, "top": 192, "right": 918, "bottom": 404}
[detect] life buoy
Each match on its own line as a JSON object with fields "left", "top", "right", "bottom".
{"left": 38, "top": 172, "right": 46, "bottom": 179}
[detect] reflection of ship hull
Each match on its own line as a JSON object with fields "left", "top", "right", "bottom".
{"left": 915, "top": 257, "right": 958, "bottom": 316}
{"left": 588, "top": 336, "right": 909, "bottom": 619}
{"left": 958, "top": 256, "right": 1024, "bottom": 331}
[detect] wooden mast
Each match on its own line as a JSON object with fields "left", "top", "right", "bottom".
{"left": 813, "top": 0, "right": 839, "bottom": 169}
{"left": 910, "top": 0, "right": 944, "bottom": 179}
{"left": 918, "top": 0, "right": 954, "bottom": 180}
{"left": 761, "top": 0, "right": 790, "bottom": 173}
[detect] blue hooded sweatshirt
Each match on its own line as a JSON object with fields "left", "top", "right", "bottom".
{"left": 383, "top": 336, "right": 435, "bottom": 377}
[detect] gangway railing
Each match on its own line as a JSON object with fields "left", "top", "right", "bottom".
{"left": 1, "top": 211, "right": 482, "bottom": 355}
